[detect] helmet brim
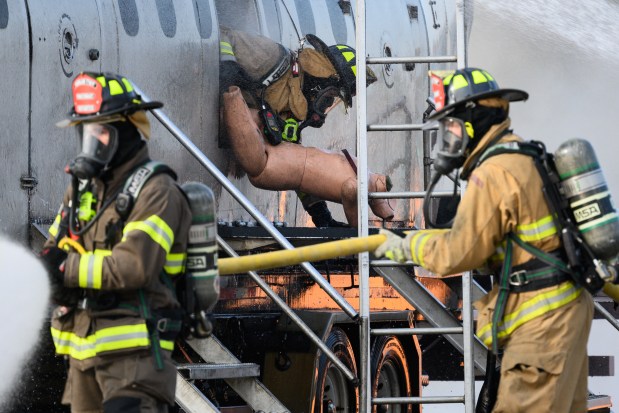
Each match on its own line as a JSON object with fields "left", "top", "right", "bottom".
{"left": 56, "top": 101, "right": 163, "bottom": 128}
{"left": 427, "top": 89, "right": 528, "bottom": 120}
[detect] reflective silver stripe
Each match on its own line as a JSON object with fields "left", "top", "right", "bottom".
{"left": 562, "top": 169, "right": 605, "bottom": 198}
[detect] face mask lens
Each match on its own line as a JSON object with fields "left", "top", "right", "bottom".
{"left": 439, "top": 118, "right": 466, "bottom": 156}
{"left": 312, "top": 87, "right": 343, "bottom": 115}
{"left": 80, "top": 123, "right": 119, "bottom": 165}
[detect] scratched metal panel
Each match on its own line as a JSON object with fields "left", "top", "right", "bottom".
{"left": 27, "top": 2, "right": 102, "bottom": 237}
{"left": 0, "top": 0, "right": 29, "bottom": 242}
{"left": 97, "top": 0, "right": 220, "bottom": 187}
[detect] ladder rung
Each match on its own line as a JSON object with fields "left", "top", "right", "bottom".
{"left": 367, "top": 56, "right": 457, "bottom": 64}
{"left": 371, "top": 327, "right": 464, "bottom": 336}
{"left": 177, "top": 363, "right": 260, "bottom": 380}
{"left": 373, "top": 396, "right": 465, "bottom": 405}
{"left": 370, "top": 260, "right": 416, "bottom": 267}
{"left": 367, "top": 123, "right": 429, "bottom": 131}
{"left": 368, "top": 190, "right": 461, "bottom": 199}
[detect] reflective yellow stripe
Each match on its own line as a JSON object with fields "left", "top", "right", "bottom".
{"left": 164, "top": 252, "right": 186, "bottom": 275}
{"left": 342, "top": 51, "right": 355, "bottom": 62}
{"left": 121, "top": 77, "right": 133, "bottom": 93}
{"left": 51, "top": 323, "right": 152, "bottom": 360}
{"left": 471, "top": 69, "right": 489, "bottom": 84}
{"left": 482, "top": 70, "right": 494, "bottom": 81}
{"left": 108, "top": 79, "right": 123, "bottom": 96}
{"left": 451, "top": 74, "right": 469, "bottom": 90}
{"left": 49, "top": 213, "right": 62, "bottom": 238}
{"left": 78, "top": 250, "right": 112, "bottom": 289}
{"left": 96, "top": 75, "right": 107, "bottom": 87}
{"left": 160, "top": 340, "right": 175, "bottom": 351}
{"left": 477, "top": 282, "right": 581, "bottom": 346}
{"left": 409, "top": 230, "right": 447, "bottom": 267}
{"left": 220, "top": 41, "right": 234, "bottom": 56}
{"left": 122, "top": 215, "right": 174, "bottom": 253}
{"left": 516, "top": 215, "right": 557, "bottom": 242}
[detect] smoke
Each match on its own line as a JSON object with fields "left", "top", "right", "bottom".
{"left": 0, "top": 237, "right": 50, "bottom": 405}
{"left": 469, "top": 0, "right": 619, "bottom": 197}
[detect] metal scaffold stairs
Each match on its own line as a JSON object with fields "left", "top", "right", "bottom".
{"left": 373, "top": 266, "right": 488, "bottom": 373}
{"left": 354, "top": 1, "right": 478, "bottom": 412}
{"left": 174, "top": 335, "right": 289, "bottom": 413}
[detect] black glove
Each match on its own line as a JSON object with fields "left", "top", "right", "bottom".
{"left": 40, "top": 247, "right": 79, "bottom": 306}
{"left": 220, "top": 61, "right": 257, "bottom": 95}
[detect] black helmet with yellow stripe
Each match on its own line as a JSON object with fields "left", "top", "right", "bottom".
{"left": 57, "top": 72, "right": 162, "bottom": 126}
{"left": 305, "top": 34, "right": 377, "bottom": 108}
{"left": 428, "top": 67, "right": 528, "bottom": 121}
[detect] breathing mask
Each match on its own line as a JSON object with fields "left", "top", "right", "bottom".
{"left": 431, "top": 117, "right": 473, "bottom": 175}
{"left": 69, "top": 123, "right": 119, "bottom": 180}
{"left": 300, "top": 75, "right": 344, "bottom": 131}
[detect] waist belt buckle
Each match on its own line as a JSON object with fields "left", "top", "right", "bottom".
{"left": 509, "top": 270, "right": 529, "bottom": 287}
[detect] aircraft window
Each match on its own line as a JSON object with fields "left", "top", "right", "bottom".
{"left": 262, "top": 0, "right": 282, "bottom": 41}
{"left": 293, "top": 0, "right": 315, "bottom": 36}
{"left": 215, "top": 0, "right": 260, "bottom": 35}
{"left": 155, "top": 0, "right": 177, "bottom": 38}
{"left": 119, "top": 0, "right": 139, "bottom": 37}
{"left": 325, "top": 0, "right": 347, "bottom": 44}
{"left": 193, "top": 0, "right": 213, "bottom": 39}
{"left": 0, "top": 0, "right": 7, "bottom": 29}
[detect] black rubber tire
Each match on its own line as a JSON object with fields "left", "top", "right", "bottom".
{"left": 370, "top": 335, "right": 411, "bottom": 413}
{"left": 314, "top": 327, "right": 359, "bottom": 413}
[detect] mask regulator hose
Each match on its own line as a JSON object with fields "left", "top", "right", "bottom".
{"left": 423, "top": 172, "right": 459, "bottom": 229}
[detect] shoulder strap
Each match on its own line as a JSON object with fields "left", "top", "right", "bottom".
{"left": 115, "top": 161, "right": 177, "bottom": 221}
{"left": 477, "top": 140, "right": 543, "bottom": 166}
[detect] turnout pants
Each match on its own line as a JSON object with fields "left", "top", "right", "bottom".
{"left": 62, "top": 351, "right": 176, "bottom": 413}
{"left": 492, "top": 290, "right": 594, "bottom": 413}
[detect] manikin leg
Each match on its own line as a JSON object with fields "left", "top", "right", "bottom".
{"left": 223, "top": 86, "right": 394, "bottom": 226}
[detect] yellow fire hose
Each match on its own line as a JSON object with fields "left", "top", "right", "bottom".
{"left": 218, "top": 234, "right": 387, "bottom": 275}
{"left": 603, "top": 282, "right": 619, "bottom": 303}
{"left": 217, "top": 233, "right": 619, "bottom": 304}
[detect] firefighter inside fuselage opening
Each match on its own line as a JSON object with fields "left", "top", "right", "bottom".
{"left": 219, "top": 27, "right": 394, "bottom": 227}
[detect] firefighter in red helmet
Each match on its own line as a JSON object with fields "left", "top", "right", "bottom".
{"left": 40, "top": 72, "right": 192, "bottom": 413}
{"left": 375, "top": 68, "right": 594, "bottom": 412}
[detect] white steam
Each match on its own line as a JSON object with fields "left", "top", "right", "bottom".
{"left": 469, "top": 0, "right": 619, "bottom": 406}
{"left": 0, "top": 237, "right": 50, "bottom": 404}
{"left": 470, "top": 0, "right": 619, "bottom": 197}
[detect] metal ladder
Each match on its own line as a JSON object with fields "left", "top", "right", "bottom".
{"left": 353, "top": 1, "right": 478, "bottom": 412}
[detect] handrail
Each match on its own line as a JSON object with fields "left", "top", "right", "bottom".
{"left": 132, "top": 84, "right": 359, "bottom": 322}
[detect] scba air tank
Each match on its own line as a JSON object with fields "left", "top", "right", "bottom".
{"left": 554, "top": 138, "right": 619, "bottom": 260}
{"left": 181, "top": 181, "right": 219, "bottom": 337}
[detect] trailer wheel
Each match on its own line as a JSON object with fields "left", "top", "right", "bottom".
{"left": 370, "top": 335, "right": 411, "bottom": 413}
{"left": 315, "top": 327, "right": 359, "bottom": 413}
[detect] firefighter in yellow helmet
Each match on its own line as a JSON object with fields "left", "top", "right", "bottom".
{"left": 40, "top": 72, "right": 192, "bottom": 413}
{"left": 219, "top": 27, "right": 394, "bottom": 227}
{"left": 375, "top": 68, "right": 594, "bottom": 412}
